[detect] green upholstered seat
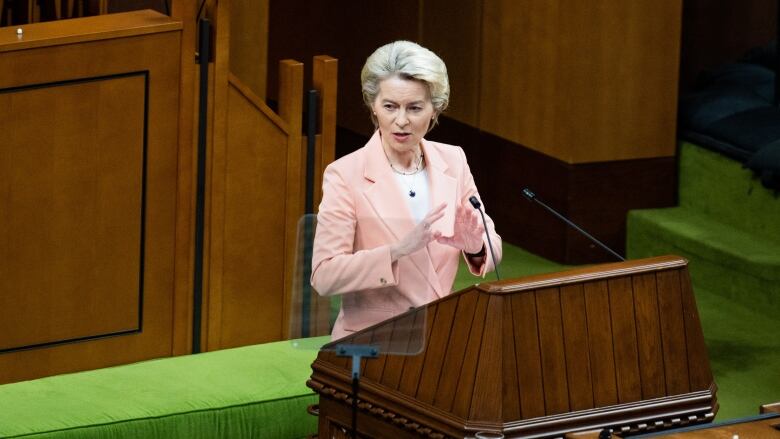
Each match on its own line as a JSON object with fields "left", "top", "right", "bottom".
{"left": 0, "top": 337, "right": 326, "bottom": 439}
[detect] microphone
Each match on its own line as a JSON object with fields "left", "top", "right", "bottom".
{"left": 521, "top": 188, "right": 625, "bottom": 261}
{"left": 468, "top": 196, "right": 501, "bottom": 280}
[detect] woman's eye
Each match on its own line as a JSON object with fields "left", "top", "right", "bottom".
{"left": 383, "top": 104, "right": 394, "bottom": 110}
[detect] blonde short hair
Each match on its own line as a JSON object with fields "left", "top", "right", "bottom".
{"left": 361, "top": 40, "right": 450, "bottom": 130}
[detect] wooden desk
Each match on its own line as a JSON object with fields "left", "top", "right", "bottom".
{"left": 637, "top": 414, "right": 780, "bottom": 439}
{"left": 568, "top": 413, "right": 780, "bottom": 439}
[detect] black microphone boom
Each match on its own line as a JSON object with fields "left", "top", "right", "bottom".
{"left": 468, "top": 196, "right": 501, "bottom": 280}
{"left": 521, "top": 188, "right": 625, "bottom": 262}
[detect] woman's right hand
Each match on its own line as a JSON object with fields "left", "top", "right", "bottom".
{"left": 390, "top": 202, "right": 447, "bottom": 262}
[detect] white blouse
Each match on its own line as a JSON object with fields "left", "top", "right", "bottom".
{"left": 393, "top": 168, "right": 430, "bottom": 224}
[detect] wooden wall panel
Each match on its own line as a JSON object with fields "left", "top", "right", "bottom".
{"left": 479, "top": 0, "right": 682, "bottom": 163}
{"left": 0, "top": 74, "right": 145, "bottom": 352}
{"left": 217, "top": 83, "right": 290, "bottom": 347}
{"left": 0, "top": 11, "right": 184, "bottom": 383}
{"left": 229, "top": 0, "right": 268, "bottom": 99}
{"left": 420, "top": 0, "right": 482, "bottom": 127}
{"left": 171, "top": 0, "right": 197, "bottom": 357}
{"left": 267, "top": 0, "right": 419, "bottom": 137}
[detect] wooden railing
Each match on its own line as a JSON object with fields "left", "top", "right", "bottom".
{"left": 198, "top": 0, "right": 338, "bottom": 351}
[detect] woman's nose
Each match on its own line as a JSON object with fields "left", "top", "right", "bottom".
{"left": 395, "top": 111, "right": 409, "bottom": 127}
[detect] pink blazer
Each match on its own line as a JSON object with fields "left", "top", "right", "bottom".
{"left": 311, "top": 131, "right": 502, "bottom": 340}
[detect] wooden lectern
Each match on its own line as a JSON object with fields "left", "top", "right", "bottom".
{"left": 307, "top": 255, "right": 718, "bottom": 438}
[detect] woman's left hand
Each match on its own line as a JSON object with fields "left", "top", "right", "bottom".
{"left": 436, "top": 203, "right": 484, "bottom": 254}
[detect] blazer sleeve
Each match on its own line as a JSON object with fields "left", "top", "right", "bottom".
{"left": 456, "top": 147, "right": 503, "bottom": 277}
{"left": 310, "top": 164, "right": 399, "bottom": 296}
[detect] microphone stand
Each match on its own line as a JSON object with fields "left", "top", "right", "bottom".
{"left": 468, "top": 196, "right": 501, "bottom": 280}
{"left": 522, "top": 188, "right": 625, "bottom": 262}
{"left": 336, "top": 344, "right": 379, "bottom": 438}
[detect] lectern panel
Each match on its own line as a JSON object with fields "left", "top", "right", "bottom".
{"left": 657, "top": 269, "right": 691, "bottom": 395}
{"left": 377, "top": 312, "right": 419, "bottom": 390}
{"left": 512, "top": 291, "right": 546, "bottom": 420}
{"left": 309, "top": 256, "right": 718, "bottom": 438}
{"left": 361, "top": 334, "right": 388, "bottom": 383}
{"left": 433, "top": 290, "right": 479, "bottom": 412}
{"left": 501, "top": 295, "right": 522, "bottom": 421}
{"left": 680, "top": 272, "right": 713, "bottom": 391}
{"left": 416, "top": 297, "right": 458, "bottom": 405}
{"left": 561, "top": 283, "right": 595, "bottom": 411}
{"left": 633, "top": 273, "right": 666, "bottom": 399}
{"left": 583, "top": 280, "right": 619, "bottom": 407}
{"left": 397, "top": 304, "right": 436, "bottom": 397}
{"left": 537, "top": 287, "right": 570, "bottom": 415}
{"left": 609, "top": 276, "right": 643, "bottom": 403}
{"left": 451, "top": 292, "right": 490, "bottom": 419}
{"left": 470, "top": 295, "right": 504, "bottom": 421}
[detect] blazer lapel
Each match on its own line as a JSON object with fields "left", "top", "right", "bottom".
{"left": 423, "top": 140, "right": 458, "bottom": 297}
{"left": 362, "top": 133, "right": 453, "bottom": 297}
{"left": 363, "top": 131, "right": 416, "bottom": 242}
{"left": 423, "top": 139, "right": 457, "bottom": 239}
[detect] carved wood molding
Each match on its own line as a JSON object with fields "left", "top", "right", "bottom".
{"left": 309, "top": 380, "right": 449, "bottom": 438}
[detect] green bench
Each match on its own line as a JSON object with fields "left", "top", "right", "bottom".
{"left": 0, "top": 338, "right": 325, "bottom": 438}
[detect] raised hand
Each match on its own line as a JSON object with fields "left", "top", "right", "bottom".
{"left": 436, "top": 203, "right": 484, "bottom": 254}
{"left": 390, "top": 202, "right": 447, "bottom": 261}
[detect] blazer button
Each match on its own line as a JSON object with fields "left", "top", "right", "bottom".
{"left": 380, "top": 277, "right": 387, "bottom": 285}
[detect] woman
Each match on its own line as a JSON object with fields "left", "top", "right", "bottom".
{"left": 311, "top": 40, "right": 501, "bottom": 340}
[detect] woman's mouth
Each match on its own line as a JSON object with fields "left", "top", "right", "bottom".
{"left": 392, "top": 132, "right": 411, "bottom": 141}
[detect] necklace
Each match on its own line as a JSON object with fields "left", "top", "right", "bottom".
{"left": 388, "top": 152, "right": 424, "bottom": 175}
{"left": 388, "top": 153, "right": 424, "bottom": 197}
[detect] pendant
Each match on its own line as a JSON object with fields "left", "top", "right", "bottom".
{"left": 409, "top": 190, "right": 416, "bottom": 197}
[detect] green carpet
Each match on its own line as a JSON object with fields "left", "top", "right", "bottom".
{"left": 694, "top": 287, "right": 780, "bottom": 420}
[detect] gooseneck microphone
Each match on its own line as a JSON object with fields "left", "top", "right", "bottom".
{"left": 521, "top": 188, "right": 625, "bottom": 262}
{"left": 468, "top": 196, "right": 501, "bottom": 280}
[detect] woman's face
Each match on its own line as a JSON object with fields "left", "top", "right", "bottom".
{"left": 371, "top": 76, "right": 435, "bottom": 157}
